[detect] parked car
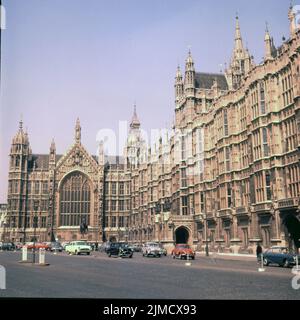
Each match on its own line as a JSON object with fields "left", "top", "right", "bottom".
{"left": 65, "top": 241, "right": 92, "bottom": 255}
{"left": 0, "top": 242, "right": 15, "bottom": 251}
{"left": 142, "top": 242, "right": 162, "bottom": 257}
{"left": 106, "top": 243, "right": 133, "bottom": 258}
{"left": 50, "top": 242, "right": 63, "bottom": 252}
{"left": 171, "top": 244, "right": 195, "bottom": 260}
{"left": 25, "top": 242, "right": 51, "bottom": 251}
{"left": 262, "top": 246, "right": 300, "bottom": 268}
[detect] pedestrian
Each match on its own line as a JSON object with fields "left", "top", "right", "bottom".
{"left": 256, "top": 243, "right": 262, "bottom": 263}
{"left": 95, "top": 241, "right": 98, "bottom": 252}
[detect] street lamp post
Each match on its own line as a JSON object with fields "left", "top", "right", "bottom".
{"left": 33, "top": 200, "right": 39, "bottom": 264}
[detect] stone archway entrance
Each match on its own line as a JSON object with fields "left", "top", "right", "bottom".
{"left": 175, "top": 226, "right": 190, "bottom": 244}
{"left": 281, "top": 210, "right": 300, "bottom": 249}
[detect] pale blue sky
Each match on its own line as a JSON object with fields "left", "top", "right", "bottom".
{"left": 0, "top": 0, "right": 292, "bottom": 202}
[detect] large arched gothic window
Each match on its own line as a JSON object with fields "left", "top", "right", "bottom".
{"left": 59, "top": 172, "right": 91, "bottom": 226}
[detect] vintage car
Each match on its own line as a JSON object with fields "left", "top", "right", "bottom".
{"left": 142, "top": 242, "right": 162, "bottom": 257}
{"left": 65, "top": 241, "right": 92, "bottom": 255}
{"left": 0, "top": 242, "right": 15, "bottom": 251}
{"left": 50, "top": 242, "right": 63, "bottom": 252}
{"left": 262, "top": 246, "right": 300, "bottom": 268}
{"left": 25, "top": 242, "right": 51, "bottom": 251}
{"left": 171, "top": 244, "right": 195, "bottom": 260}
{"left": 106, "top": 243, "right": 133, "bottom": 258}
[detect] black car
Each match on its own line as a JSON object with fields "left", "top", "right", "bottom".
{"left": 0, "top": 242, "right": 15, "bottom": 251}
{"left": 106, "top": 243, "right": 133, "bottom": 258}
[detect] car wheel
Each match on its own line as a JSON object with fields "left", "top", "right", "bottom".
{"left": 87, "top": 252, "right": 90, "bottom": 256}
{"left": 130, "top": 254, "right": 133, "bottom": 258}
{"left": 263, "top": 258, "right": 269, "bottom": 266}
{"left": 283, "top": 259, "right": 290, "bottom": 268}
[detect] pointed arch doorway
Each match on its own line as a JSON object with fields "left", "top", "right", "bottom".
{"left": 175, "top": 226, "right": 190, "bottom": 244}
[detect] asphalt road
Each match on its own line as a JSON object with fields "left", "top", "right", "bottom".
{"left": 0, "top": 251, "right": 299, "bottom": 299}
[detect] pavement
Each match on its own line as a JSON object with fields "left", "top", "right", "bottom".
{"left": 0, "top": 250, "right": 299, "bottom": 299}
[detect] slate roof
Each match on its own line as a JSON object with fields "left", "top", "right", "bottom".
{"left": 195, "top": 72, "right": 228, "bottom": 91}
{"left": 27, "top": 154, "right": 125, "bottom": 170}
{"left": 28, "top": 154, "right": 63, "bottom": 170}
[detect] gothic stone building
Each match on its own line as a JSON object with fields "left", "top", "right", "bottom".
{"left": 6, "top": 9, "right": 300, "bottom": 253}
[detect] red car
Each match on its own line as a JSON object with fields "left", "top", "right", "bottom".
{"left": 25, "top": 242, "right": 51, "bottom": 251}
{"left": 171, "top": 244, "right": 195, "bottom": 260}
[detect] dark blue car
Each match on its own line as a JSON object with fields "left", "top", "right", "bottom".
{"left": 262, "top": 246, "right": 300, "bottom": 268}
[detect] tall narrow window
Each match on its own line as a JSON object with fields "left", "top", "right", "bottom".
{"left": 262, "top": 128, "right": 269, "bottom": 157}
{"left": 111, "top": 182, "right": 116, "bottom": 195}
{"left": 111, "top": 216, "right": 116, "bottom": 228}
{"left": 200, "top": 192, "right": 205, "bottom": 212}
{"left": 181, "top": 168, "right": 187, "bottom": 188}
{"left": 227, "top": 184, "right": 232, "bottom": 208}
{"left": 35, "top": 182, "right": 40, "bottom": 194}
{"left": 181, "top": 135, "right": 186, "bottom": 160}
{"left": 225, "top": 147, "right": 231, "bottom": 171}
{"left": 105, "top": 182, "right": 109, "bottom": 195}
{"left": 260, "top": 83, "right": 266, "bottom": 114}
{"left": 111, "top": 200, "right": 116, "bottom": 211}
{"left": 182, "top": 196, "right": 188, "bottom": 215}
{"left": 265, "top": 171, "right": 272, "bottom": 201}
{"left": 224, "top": 109, "right": 229, "bottom": 136}
{"left": 119, "top": 182, "right": 124, "bottom": 195}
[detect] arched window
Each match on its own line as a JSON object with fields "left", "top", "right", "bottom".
{"left": 59, "top": 172, "right": 91, "bottom": 226}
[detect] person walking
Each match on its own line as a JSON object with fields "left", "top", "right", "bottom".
{"left": 256, "top": 243, "right": 263, "bottom": 263}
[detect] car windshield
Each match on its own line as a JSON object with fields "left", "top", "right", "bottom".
{"left": 75, "top": 242, "right": 87, "bottom": 246}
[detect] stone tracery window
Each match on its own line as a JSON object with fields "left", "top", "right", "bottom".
{"left": 60, "top": 172, "right": 91, "bottom": 226}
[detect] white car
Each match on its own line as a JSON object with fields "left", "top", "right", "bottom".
{"left": 142, "top": 242, "right": 162, "bottom": 257}
{"left": 65, "top": 241, "right": 92, "bottom": 255}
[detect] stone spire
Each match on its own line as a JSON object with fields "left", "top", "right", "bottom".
{"left": 175, "top": 65, "right": 184, "bottom": 105}
{"left": 288, "top": 3, "right": 297, "bottom": 37}
{"left": 75, "top": 118, "right": 81, "bottom": 144}
{"left": 233, "top": 15, "right": 246, "bottom": 60}
{"left": 49, "top": 138, "right": 56, "bottom": 164}
{"left": 264, "top": 23, "right": 273, "bottom": 61}
{"left": 225, "top": 15, "right": 253, "bottom": 90}
{"left": 12, "top": 116, "right": 29, "bottom": 146}
{"left": 98, "top": 140, "right": 104, "bottom": 165}
{"left": 50, "top": 138, "right": 56, "bottom": 154}
{"left": 130, "top": 104, "right": 140, "bottom": 129}
{"left": 184, "top": 49, "right": 195, "bottom": 97}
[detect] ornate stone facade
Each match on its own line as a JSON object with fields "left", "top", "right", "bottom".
{"left": 5, "top": 9, "right": 300, "bottom": 253}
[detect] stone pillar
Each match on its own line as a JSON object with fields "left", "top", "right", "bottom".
{"left": 232, "top": 215, "right": 238, "bottom": 240}
{"left": 250, "top": 211, "right": 260, "bottom": 239}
